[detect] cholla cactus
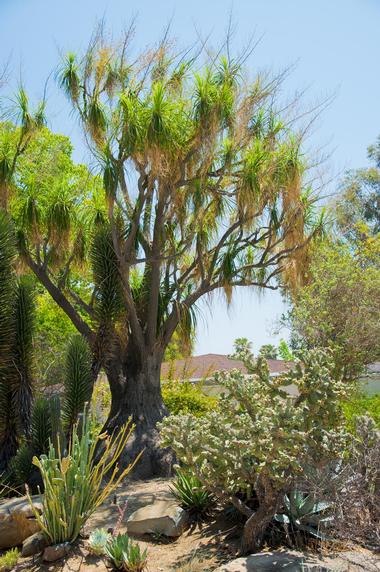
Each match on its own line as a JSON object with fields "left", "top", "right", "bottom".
{"left": 160, "top": 341, "right": 349, "bottom": 553}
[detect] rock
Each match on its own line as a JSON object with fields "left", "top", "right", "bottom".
{"left": 21, "top": 531, "right": 48, "bottom": 557}
{"left": 0, "top": 495, "right": 42, "bottom": 550}
{"left": 43, "top": 542, "right": 71, "bottom": 562}
{"left": 214, "top": 550, "right": 333, "bottom": 571}
{"left": 126, "top": 500, "right": 189, "bottom": 537}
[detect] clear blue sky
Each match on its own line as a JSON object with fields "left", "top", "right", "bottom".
{"left": 1, "top": 0, "right": 379, "bottom": 355}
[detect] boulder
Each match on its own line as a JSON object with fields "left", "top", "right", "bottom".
{"left": 126, "top": 500, "right": 189, "bottom": 537}
{"left": 43, "top": 542, "right": 71, "bottom": 562}
{"left": 21, "top": 531, "right": 48, "bottom": 557}
{"left": 0, "top": 495, "right": 42, "bottom": 550}
{"left": 214, "top": 551, "right": 333, "bottom": 571}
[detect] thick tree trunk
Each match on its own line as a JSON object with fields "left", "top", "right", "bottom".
{"left": 104, "top": 351, "right": 174, "bottom": 479}
{"left": 240, "top": 487, "right": 280, "bottom": 554}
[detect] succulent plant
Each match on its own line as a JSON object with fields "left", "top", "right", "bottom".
{"left": 88, "top": 528, "right": 111, "bottom": 556}
{"left": 105, "top": 533, "right": 147, "bottom": 571}
{"left": 274, "top": 490, "right": 334, "bottom": 541}
{"left": 170, "top": 468, "right": 215, "bottom": 519}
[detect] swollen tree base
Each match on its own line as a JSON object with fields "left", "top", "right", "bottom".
{"left": 104, "top": 357, "right": 175, "bottom": 479}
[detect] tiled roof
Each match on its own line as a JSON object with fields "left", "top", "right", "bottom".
{"left": 160, "top": 353, "right": 294, "bottom": 380}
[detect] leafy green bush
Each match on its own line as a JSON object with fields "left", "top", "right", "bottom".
{"left": 342, "top": 393, "right": 380, "bottom": 431}
{"left": 105, "top": 533, "right": 147, "bottom": 571}
{"left": 161, "top": 341, "right": 349, "bottom": 553}
{"left": 170, "top": 468, "right": 215, "bottom": 518}
{"left": 0, "top": 548, "right": 20, "bottom": 571}
{"left": 162, "top": 380, "right": 217, "bottom": 417}
{"left": 27, "top": 412, "right": 139, "bottom": 544}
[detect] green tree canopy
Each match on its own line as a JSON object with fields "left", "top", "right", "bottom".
{"left": 336, "top": 135, "right": 380, "bottom": 239}
{"left": 1, "top": 32, "right": 323, "bottom": 475}
{"left": 288, "top": 239, "right": 380, "bottom": 381}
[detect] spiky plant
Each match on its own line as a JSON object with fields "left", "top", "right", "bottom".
{"left": 62, "top": 335, "right": 93, "bottom": 434}
{"left": 12, "top": 279, "right": 35, "bottom": 437}
{"left": 0, "top": 211, "right": 17, "bottom": 469}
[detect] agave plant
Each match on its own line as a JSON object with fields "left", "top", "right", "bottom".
{"left": 105, "top": 533, "right": 147, "bottom": 572}
{"left": 170, "top": 468, "right": 215, "bottom": 519}
{"left": 88, "top": 528, "right": 111, "bottom": 556}
{"left": 274, "top": 490, "right": 334, "bottom": 541}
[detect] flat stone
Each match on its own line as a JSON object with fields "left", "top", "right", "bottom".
{"left": 21, "top": 531, "right": 48, "bottom": 557}
{"left": 214, "top": 550, "right": 333, "bottom": 571}
{"left": 43, "top": 542, "right": 71, "bottom": 562}
{"left": 0, "top": 495, "right": 42, "bottom": 549}
{"left": 126, "top": 499, "right": 189, "bottom": 537}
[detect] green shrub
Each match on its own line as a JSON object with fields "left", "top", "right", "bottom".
{"left": 27, "top": 411, "right": 140, "bottom": 544}
{"left": 342, "top": 393, "right": 380, "bottom": 431}
{"left": 0, "top": 548, "right": 20, "bottom": 571}
{"left": 170, "top": 468, "right": 215, "bottom": 518}
{"left": 105, "top": 533, "right": 147, "bottom": 571}
{"left": 162, "top": 380, "right": 218, "bottom": 417}
{"left": 161, "top": 342, "right": 349, "bottom": 553}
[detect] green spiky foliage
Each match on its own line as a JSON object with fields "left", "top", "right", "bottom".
{"left": 0, "top": 212, "right": 19, "bottom": 469}
{"left": 12, "top": 279, "right": 35, "bottom": 436}
{"left": 0, "top": 88, "right": 45, "bottom": 210}
{"left": 62, "top": 335, "right": 93, "bottom": 434}
{"left": 8, "top": 397, "right": 62, "bottom": 490}
{"left": 4, "top": 31, "right": 325, "bottom": 475}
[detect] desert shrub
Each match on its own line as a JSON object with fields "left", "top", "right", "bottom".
{"left": 105, "top": 533, "right": 147, "bottom": 571}
{"left": 27, "top": 411, "right": 140, "bottom": 544}
{"left": 333, "top": 416, "right": 380, "bottom": 548}
{"left": 0, "top": 548, "right": 20, "bottom": 571}
{"left": 161, "top": 340, "right": 349, "bottom": 554}
{"left": 162, "top": 380, "right": 218, "bottom": 417}
{"left": 170, "top": 468, "right": 215, "bottom": 518}
{"left": 342, "top": 393, "right": 380, "bottom": 431}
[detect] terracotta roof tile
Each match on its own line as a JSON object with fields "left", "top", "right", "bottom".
{"left": 160, "top": 353, "right": 294, "bottom": 380}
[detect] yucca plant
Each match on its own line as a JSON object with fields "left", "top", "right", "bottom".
{"left": 105, "top": 533, "right": 147, "bottom": 572}
{"left": 27, "top": 411, "right": 140, "bottom": 544}
{"left": 8, "top": 396, "right": 62, "bottom": 490}
{"left": 62, "top": 335, "right": 93, "bottom": 435}
{"left": 274, "top": 490, "right": 334, "bottom": 542}
{"left": 0, "top": 210, "right": 18, "bottom": 469}
{"left": 170, "top": 468, "right": 215, "bottom": 519}
{"left": 0, "top": 212, "right": 36, "bottom": 471}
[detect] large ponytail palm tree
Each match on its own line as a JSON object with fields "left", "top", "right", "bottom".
{"left": 4, "top": 33, "right": 323, "bottom": 476}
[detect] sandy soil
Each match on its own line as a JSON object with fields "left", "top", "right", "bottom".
{"left": 18, "top": 478, "right": 237, "bottom": 572}
{"left": 15, "top": 478, "right": 380, "bottom": 572}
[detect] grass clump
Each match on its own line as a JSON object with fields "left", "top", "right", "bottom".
{"left": 0, "top": 548, "right": 20, "bottom": 571}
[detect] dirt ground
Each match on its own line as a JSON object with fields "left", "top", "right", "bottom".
{"left": 15, "top": 479, "right": 380, "bottom": 572}
{"left": 18, "top": 478, "right": 237, "bottom": 572}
